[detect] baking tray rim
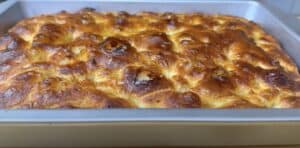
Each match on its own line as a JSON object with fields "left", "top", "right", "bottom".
{"left": 7, "top": 0, "right": 259, "bottom": 4}
{"left": 0, "top": 109, "right": 300, "bottom": 123}
{"left": 0, "top": 0, "right": 300, "bottom": 123}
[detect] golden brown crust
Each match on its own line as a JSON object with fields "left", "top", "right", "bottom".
{"left": 141, "top": 90, "right": 201, "bottom": 108}
{"left": 0, "top": 9, "right": 299, "bottom": 108}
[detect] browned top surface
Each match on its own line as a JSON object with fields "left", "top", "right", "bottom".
{"left": 0, "top": 9, "right": 299, "bottom": 109}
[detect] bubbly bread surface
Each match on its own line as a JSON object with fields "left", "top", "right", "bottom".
{"left": 0, "top": 9, "right": 300, "bottom": 109}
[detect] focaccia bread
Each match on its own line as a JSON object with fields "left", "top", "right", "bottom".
{"left": 0, "top": 8, "right": 299, "bottom": 109}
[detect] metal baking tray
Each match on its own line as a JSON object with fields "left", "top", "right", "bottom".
{"left": 1, "top": 0, "right": 300, "bottom": 147}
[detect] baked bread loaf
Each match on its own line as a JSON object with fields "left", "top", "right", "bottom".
{"left": 0, "top": 8, "right": 299, "bottom": 108}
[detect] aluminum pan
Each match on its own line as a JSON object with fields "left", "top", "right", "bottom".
{"left": 0, "top": 0, "right": 299, "bottom": 123}
{"left": 0, "top": 109, "right": 300, "bottom": 122}
{"left": 1, "top": 0, "right": 300, "bottom": 147}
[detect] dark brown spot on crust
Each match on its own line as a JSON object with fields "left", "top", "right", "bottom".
{"left": 0, "top": 48, "right": 23, "bottom": 64}
{"left": 99, "top": 37, "right": 133, "bottom": 56}
{"left": 0, "top": 33, "right": 27, "bottom": 50}
{"left": 212, "top": 68, "right": 228, "bottom": 82}
{"left": 114, "top": 11, "right": 130, "bottom": 29}
{"left": 34, "top": 89, "right": 65, "bottom": 108}
{"left": 178, "top": 32, "right": 197, "bottom": 46}
{"left": 32, "top": 62, "right": 54, "bottom": 69}
{"left": 101, "top": 98, "right": 132, "bottom": 108}
{"left": 79, "top": 14, "right": 95, "bottom": 25}
{"left": 50, "top": 46, "right": 74, "bottom": 64}
{"left": 40, "top": 77, "right": 63, "bottom": 88}
{"left": 123, "top": 66, "right": 172, "bottom": 95}
{"left": 232, "top": 61, "right": 259, "bottom": 85}
{"left": 221, "top": 99, "right": 262, "bottom": 108}
{"left": 141, "top": 50, "right": 177, "bottom": 67}
{"left": 14, "top": 71, "right": 39, "bottom": 82}
{"left": 263, "top": 70, "right": 290, "bottom": 87}
{"left": 165, "top": 91, "right": 201, "bottom": 108}
{"left": 33, "top": 23, "right": 68, "bottom": 46}
{"left": 135, "top": 31, "right": 172, "bottom": 50}
{"left": 142, "top": 90, "right": 201, "bottom": 108}
{"left": 75, "top": 32, "right": 102, "bottom": 44}
{"left": 0, "top": 86, "right": 27, "bottom": 108}
{"left": 88, "top": 37, "right": 137, "bottom": 69}
{"left": 33, "top": 83, "right": 84, "bottom": 108}
{"left": 59, "top": 62, "right": 87, "bottom": 75}
{"left": 162, "top": 12, "right": 179, "bottom": 29}
{"left": 280, "top": 96, "right": 300, "bottom": 108}
{"left": 194, "top": 68, "right": 234, "bottom": 97}
{"left": 0, "top": 71, "right": 39, "bottom": 108}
